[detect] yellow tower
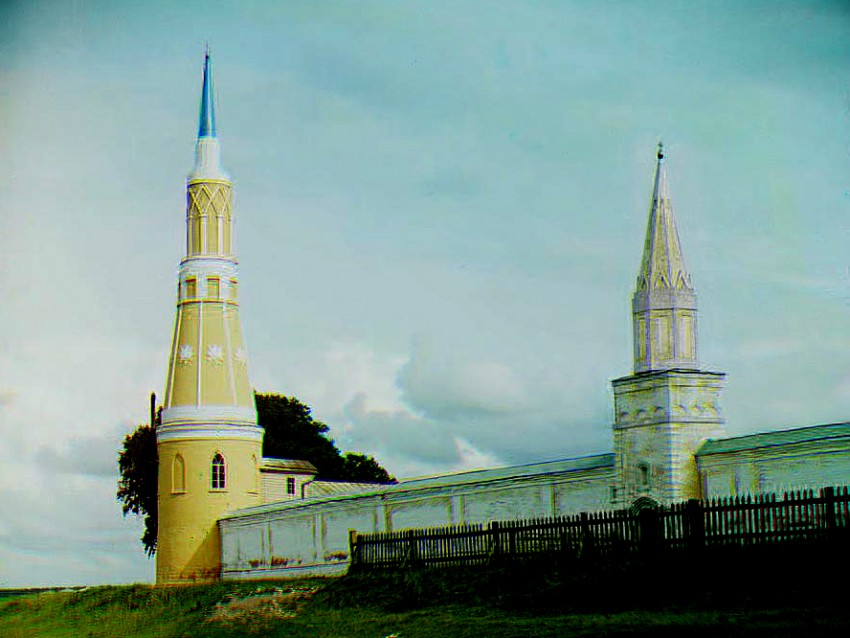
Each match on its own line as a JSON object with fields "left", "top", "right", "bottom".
{"left": 156, "top": 51, "right": 263, "bottom": 584}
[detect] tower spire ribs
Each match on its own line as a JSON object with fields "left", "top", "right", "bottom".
{"left": 631, "top": 144, "right": 697, "bottom": 373}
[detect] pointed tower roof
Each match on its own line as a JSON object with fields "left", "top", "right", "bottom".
{"left": 198, "top": 48, "right": 216, "bottom": 139}
{"left": 636, "top": 143, "right": 692, "bottom": 292}
{"left": 189, "top": 48, "right": 227, "bottom": 181}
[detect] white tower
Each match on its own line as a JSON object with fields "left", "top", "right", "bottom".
{"left": 612, "top": 144, "right": 725, "bottom": 505}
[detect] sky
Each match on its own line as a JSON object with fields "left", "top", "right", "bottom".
{"left": 1, "top": 0, "right": 849, "bottom": 587}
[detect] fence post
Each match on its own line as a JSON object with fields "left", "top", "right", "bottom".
{"left": 579, "top": 512, "right": 595, "bottom": 561}
{"left": 404, "top": 529, "right": 418, "bottom": 568}
{"left": 822, "top": 486, "right": 836, "bottom": 543}
{"left": 638, "top": 507, "right": 659, "bottom": 557}
{"left": 348, "top": 529, "right": 358, "bottom": 570}
{"left": 490, "top": 521, "right": 501, "bottom": 564}
{"left": 686, "top": 499, "right": 705, "bottom": 554}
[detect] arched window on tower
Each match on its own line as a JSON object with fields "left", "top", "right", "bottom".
{"left": 172, "top": 454, "right": 186, "bottom": 493}
{"left": 211, "top": 453, "right": 226, "bottom": 490}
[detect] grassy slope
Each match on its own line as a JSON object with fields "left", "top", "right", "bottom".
{"left": 2, "top": 567, "right": 849, "bottom": 638}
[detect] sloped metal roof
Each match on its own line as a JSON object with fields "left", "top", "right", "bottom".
{"left": 698, "top": 422, "right": 850, "bottom": 456}
{"left": 260, "top": 457, "right": 318, "bottom": 474}
{"left": 305, "top": 481, "right": 384, "bottom": 497}
{"left": 222, "top": 452, "right": 614, "bottom": 520}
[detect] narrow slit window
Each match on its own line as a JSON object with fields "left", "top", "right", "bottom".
{"left": 211, "top": 453, "right": 226, "bottom": 490}
{"left": 286, "top": 477, "right": 296, "bottom": 495}
{"left": 172, "top": 454, "right": 186, "bottom": 493}
{"left": 185, "top": 278, "right": 197, "bottom": 299}
{"left": 638, "top": 462, "right": 650, "bottom": 488}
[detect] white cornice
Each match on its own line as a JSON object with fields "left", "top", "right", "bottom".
{"left": 161, "top": 404, "right": 257, "bottom": 426}
{"left": 157, "top": 422, "right": 264, "bottom": 443}
{"left": 179, "top": 258, "right": 238, "bottom": 279}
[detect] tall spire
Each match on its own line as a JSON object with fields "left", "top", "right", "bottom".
{"left": 631, "top": 144, "right": 698, "bottom": 373}
{"left": 636, "top": 142, "right": 692, "bottom": 293}
{"left": 190, "top": 49, "right": 227, "bottom": 181}
{"left": 198, "top": 47, "right": 216, "bottom": 138}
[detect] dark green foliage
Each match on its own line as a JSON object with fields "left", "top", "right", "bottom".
{"left": 342, "top": 452, "right": 394, "bottom": 483}
{"left": 117, "top": 392, "right": 395, "bottom": 557}
{"left": 117, "top": 420, "right": 159, "bottom": 556}
{"left": 256, "top": 393, "right": 396, "bottom": 483}
{"left": 255, "top": 393, "right": 346, "bottom": 479}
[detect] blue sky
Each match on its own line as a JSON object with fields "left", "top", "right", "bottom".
{"left": 1, "top": 0, "right": 849, "bottom": 586}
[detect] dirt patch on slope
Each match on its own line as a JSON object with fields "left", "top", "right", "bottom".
{"left": 207, "top": 584, "right": 320, "bottom": 626}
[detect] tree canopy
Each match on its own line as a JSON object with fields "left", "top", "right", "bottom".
{"left": 255, "top": 393, "right": 395, "bottom": 483}
{"left": 116, "top": 422, "right": 158, "bottom": 557}
{"left": 117, "top": 393, "right": 395, "bottom": 556}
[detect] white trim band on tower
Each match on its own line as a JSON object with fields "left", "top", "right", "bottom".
{"left": 179, "top": 257, "right": 239, "bottom": 280}
{"left": 189, "top": 137, "right": 230, "bottom": 181}
{"left": 161, "top": 404, "right": 258, "bottom": 426}
{"left": 156, "top": 422, "right": 264, "bottom": 443}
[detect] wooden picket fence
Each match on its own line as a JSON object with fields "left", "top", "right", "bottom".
{"left": 348, "top": 485, "right": 850, "bottom": 570}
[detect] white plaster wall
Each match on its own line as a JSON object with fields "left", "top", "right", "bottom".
{"left": 269, "top": 514, "right": 315, "bottom": 567}
{"left": 553, "top": 478, "right": 612, "bottom": 514}
{"left": 464, "top": 484, "right": 550, "bottom": 522}
{"left": 388, "top": 498, "right": 452, "bottom": 530}
{"left": 699, "top": 443, "right": 850, "bottom": 499}
{"left": 221, "top": 466, "right": 615, "bottom": 580}
{"left": 321, "top": 506, "right": 377, "bottom": 559}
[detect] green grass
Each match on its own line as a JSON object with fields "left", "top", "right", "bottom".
{"left": 1, "top": 572, "right": 849, "bottom": 638}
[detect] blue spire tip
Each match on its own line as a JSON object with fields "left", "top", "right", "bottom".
{"left": 198, "top": 50, "right": 216, "bottom": 138}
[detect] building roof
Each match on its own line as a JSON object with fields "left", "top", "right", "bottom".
{"left": 304, "top": 481, "right": 385, "bottom": 497}
{"left": 636, "top": 143, "right": 692, "bottom": 294}
{"left": 260, "top": 457, "right": 318, "bottom": 474}
{"left": 221, "top": 452, "right": 614, "bottom": 521}
{"left": 198, "top": 49, "right": 216, "bottom": 138}
{"left": 394, "top": 453, "right": 614, "bottom": 491}
{"left": 698, "top": 422, "right": 850, "bottom": 456}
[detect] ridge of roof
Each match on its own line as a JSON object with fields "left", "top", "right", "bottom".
{"left": 698, "top": 421, "right": 850, "bottom": 456}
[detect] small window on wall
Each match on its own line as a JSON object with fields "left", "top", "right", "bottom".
{"left": 207, "top": 277, "right": 220, "bottom": 298}
{"left": 638, "top": 462, "right": 651, "bottom": 488}
{"left": 185, "top": 278, "right": 197, "bottom": 299}
{"left": 211, "top": 454, "right": 226, "bottom": 490}
{"left": 172, "top": 454, "right": 186, "bottom": 493}
{"left": 286, "top": 477, "right": 296, "bottom": 495}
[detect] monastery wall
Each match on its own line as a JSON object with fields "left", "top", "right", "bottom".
{"left": 698, "top": 429, "right": 850, "bottom": 498}
{"left": 219, "top": 456, "right": 614, "bottom": 579}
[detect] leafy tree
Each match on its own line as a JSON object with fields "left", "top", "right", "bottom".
{"left": 342, "top": 451, "right": 395, "bottom": 483}
{"left": 118, "top": 392, "right": 395, "bottom": 556}
{"left": 255, "top": 393, "right": 346, "bottom": 479}
{"left": 117, "top": 421, "right": 159, "bottom": 556}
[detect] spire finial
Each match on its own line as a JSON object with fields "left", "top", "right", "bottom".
{"left": 657, "top": 140, "right": 664, "bottom": 161}
{"left": 198, "top": 48, "right": 216, "bottom": 138}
